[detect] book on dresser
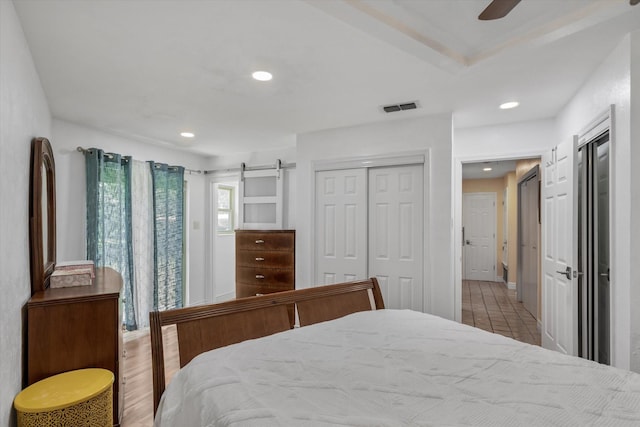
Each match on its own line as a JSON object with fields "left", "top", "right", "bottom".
{"left": 235, "top": 229, "right": 295, "bottom": 299}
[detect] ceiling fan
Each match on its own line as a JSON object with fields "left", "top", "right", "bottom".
{"left": 479, "top": 0, "right": 639, "bottom": 21}
{"left": 478, "top": 0, "right": 520, "bottom": 21}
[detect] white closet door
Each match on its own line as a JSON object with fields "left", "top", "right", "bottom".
{"left": 315, "top": 169, "right": 367, "bottom": 284}
{"left": 369, "top": 165, "right": 424, "bottom": 311}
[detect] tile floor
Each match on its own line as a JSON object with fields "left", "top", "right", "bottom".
{"left": 462, "top": 280, "right": 541, "bottom": 346}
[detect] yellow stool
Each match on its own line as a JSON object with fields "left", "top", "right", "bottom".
{"left": 14, "top": 368, "right": 114, "bottom": 427}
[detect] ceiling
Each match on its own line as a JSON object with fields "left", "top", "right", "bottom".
{"left": 13, "top": 0, "right": 640, "bottom": 157}
{"left": 462, "top": 160, "right": 518, "bottom": 180}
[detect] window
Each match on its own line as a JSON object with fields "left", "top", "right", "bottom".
{"left": 85, "top": 149, "right": 186, "bottom": 330}
{"left": 217, "top": 185, "right": 235, "bottom": 234}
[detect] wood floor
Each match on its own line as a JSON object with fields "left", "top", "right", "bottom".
{"left": 121, "top": 282, "right": 540, "bottom": 426}
{"left": 462, "top": 279, "right": 541, "bottom": 346}
{"left": 121, "top": 326, "right": 179, "bottom": 427}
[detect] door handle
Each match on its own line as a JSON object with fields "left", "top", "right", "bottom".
{"left": 465, "top": 240, "right": 471, "bottom": 245}
{"left": 255, "top": 274, "right": 265, "bottom": 279}
{"left": 556, "top": 266, "right": 572, "bottom": 280}
{"left": 599, "top": 268, "right": 610, "bottom": 281}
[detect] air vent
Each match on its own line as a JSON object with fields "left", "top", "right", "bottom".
{"left": 382, "top": 101, "right": 419, "bottom": 113}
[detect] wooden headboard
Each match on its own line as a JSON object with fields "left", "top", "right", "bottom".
{"left": 150, "top": 278, "right": 384, "bottom": 413}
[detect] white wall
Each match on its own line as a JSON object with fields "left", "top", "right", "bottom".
{"left": 554, "top": 33, "right": 636, "bottom": 371}
{"left": 52, "top": 119, "right": 209, "bottom": 307}
{"left": 0, "top": 1, "right": 52, "bottom": 424}
{"left": 451, "top": 118, "right": 555, "bottom": 321}
{"left": 207, "top": 146, "right": 296, "bottom": 170}
{"left": 296, "top": 114, "right": 454, "bottom": 319}
{"left": 454, "top": 119, "right": 556, "bottom": 160}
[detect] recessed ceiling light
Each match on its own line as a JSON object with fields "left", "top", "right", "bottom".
{"left": 483, "top": 167, "right": 493, "bottom": 171}
{"left": 500, "top": 101, "right": 519, "bottom": 109}
{"left": 252, "top": 71, "right": 273, "bottom": 81}
{"left": 180, "top": 132, "right": 195, "bottom": 138}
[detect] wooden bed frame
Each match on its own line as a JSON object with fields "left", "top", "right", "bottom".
{"left": 149, "top": 278, "right": 384, "bottom": 413}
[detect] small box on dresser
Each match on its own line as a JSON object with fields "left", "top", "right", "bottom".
{"left": 235, "top": 230, "right": 295, "bottom": 298}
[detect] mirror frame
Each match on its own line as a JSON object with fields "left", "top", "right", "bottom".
{"left": 29, "top": 137, "right": 56, "bottom": 294}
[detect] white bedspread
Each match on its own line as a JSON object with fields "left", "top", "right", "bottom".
{"left": 155, "top": 309, "right": 640, "bottom": 426}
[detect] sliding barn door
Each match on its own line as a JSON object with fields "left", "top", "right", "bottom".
{"left": 315, "top": 169, "right": 367, "bottom": 284}
{"left": 368, "top": 165, "right": 424, "bottom": 311}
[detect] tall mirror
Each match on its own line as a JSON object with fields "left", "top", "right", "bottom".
{"left": 29, "top": 137, "right": 56, "bottom": 294}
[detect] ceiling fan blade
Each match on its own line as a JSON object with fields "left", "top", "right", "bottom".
{"left": 478, "top": 0, "right": 522, "bottom": 20}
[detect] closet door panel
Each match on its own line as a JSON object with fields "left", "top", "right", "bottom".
{"left": 369, "top": 165, "right": 424, "bottom": 311}
{"left": 315, "top": 169, "right": 367, "bottom": 284}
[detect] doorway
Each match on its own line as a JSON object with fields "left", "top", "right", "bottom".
{"left": 578, "top": 130, "right": 611, "bottom": 364}
{"left": 315, "top": 163, "right": 424, "bottom": 311}
{"left": 517, "top": 166, "right": 539, "bottom": 318}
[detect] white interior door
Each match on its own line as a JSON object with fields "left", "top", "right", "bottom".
{"left": 541, "top": 138, "right": 578, "bottom": 355}
{"left": 315, "top": 169, "right": 367, "bottom": 284}
{"left": 462, "top": 193, "right": 496, "bottom": 281}
{"left": 369, "top": 165, "right": 423, "bottom": 311}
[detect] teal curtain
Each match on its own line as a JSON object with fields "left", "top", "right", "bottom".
{"left": 85, "top": 148, "right": 137, "bottom": 330}
{"left": 150, "top": 162, "right": 185, "bottom": 311}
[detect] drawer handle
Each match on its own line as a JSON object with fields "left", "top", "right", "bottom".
{"left": 255, "top": 239, "right": 265, "bottom": 244}
{"left": 255, "top": 274, "right": 265, "bottom": 279}
{"left": 255, "top": 257, "right": 265, "bottom": 261}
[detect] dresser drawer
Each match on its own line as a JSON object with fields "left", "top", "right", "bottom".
{"left": 236, "top": 251, "right": 294, "bottom": 268}
{"left": 237, "top": 267, "right": 294, "bottom": 287}
{"left": 236, "top": 231, "right": 294, "bottom": 251}
{"left": 236, "top": 283, "right": 292, "bottom": 298}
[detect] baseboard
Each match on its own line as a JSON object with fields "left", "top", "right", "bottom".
{"left": 495, "top": 275, "right": 503, "bottom": 283}
{"left": 215, "top": 291, "right": 235, "bottom": 303}
{"left": 506, "top": 282, "right": 516, "bottom": 290}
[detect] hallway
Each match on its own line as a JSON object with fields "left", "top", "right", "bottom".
{"left": 462, "top": 280, "right": 541, "bottom": 346}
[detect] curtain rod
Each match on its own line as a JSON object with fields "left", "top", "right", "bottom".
{"left": 76, "top": 146, "right": 202, "bottom": 175}
{"left": 204, "top": 161, "right": 296, "bottom": 175}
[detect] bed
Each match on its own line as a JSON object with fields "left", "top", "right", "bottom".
{"left": 150, "top": 278, "right": 640, "bottom": 426}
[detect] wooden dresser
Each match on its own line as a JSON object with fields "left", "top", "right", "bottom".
{"left": 236, "top": 230, "right": 295, "bottom": 298}
{"left": 27, "top": 267, "right": 124, "bottom": 426}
